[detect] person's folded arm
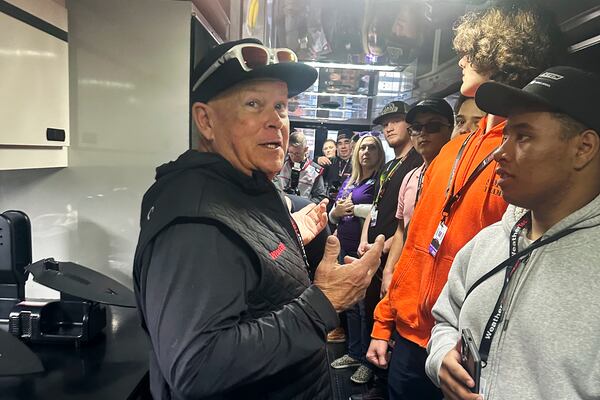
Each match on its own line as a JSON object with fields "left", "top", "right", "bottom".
{"left": 426, "top": 239, "right": 475, "bottom": 387}
{"left": 353, "top": 203, "right": 372, "bottom": 219}
{"left": 142, "top": 221, "right": 338, "bottom": 399}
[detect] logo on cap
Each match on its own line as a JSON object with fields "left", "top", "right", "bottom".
{"left": 538, "top": 72, "right": 564, "bottom": 81}
{"left": 382, "top": 103, "right": 399, "bottom": 114}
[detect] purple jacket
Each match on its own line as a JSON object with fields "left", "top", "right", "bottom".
{"left": 335, "top": 176, "right": 375, "bottom": 254}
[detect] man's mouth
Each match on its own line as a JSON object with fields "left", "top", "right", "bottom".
{"left": 496, "top": 167, "right": 512, "bottom": 179}
{"left": 261, "top": 141, "right": 282, "bottom": 149}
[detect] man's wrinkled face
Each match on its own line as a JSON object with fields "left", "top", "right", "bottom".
{"left": 288, "top": 144, "right": 307, "bottom": 163}
{"left": 199, "top": 80, "right": 290, "bottom": 179}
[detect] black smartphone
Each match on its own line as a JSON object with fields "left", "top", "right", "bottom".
{"left": 461, "top": 328, "right": 482, "bottom": 394}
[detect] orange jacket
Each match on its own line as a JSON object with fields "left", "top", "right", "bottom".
{"left": 372, "top": 118, "right": 508, "bottom": 348}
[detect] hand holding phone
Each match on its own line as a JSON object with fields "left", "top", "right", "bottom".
{"left": 461, "top": 328, "right": 482, "bottom": 394}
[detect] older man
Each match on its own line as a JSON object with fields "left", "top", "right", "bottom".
{"left": 275, "top": 130, "right": 326, "bottom": 203}
{"left": 427, "top": 66, "right": 600, "bottom": 400}
{"left": 133, "top": 38, "right": 384, "bottom": 400}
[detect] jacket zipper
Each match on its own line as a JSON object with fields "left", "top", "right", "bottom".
{"left": 484, "top": 248, "right": 540, "bottom": 399}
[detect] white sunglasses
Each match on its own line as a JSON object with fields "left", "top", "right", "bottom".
{"left": 192, "top": 43, "right": 298, "bottom": 92}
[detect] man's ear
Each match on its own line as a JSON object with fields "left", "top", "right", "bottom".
{"left": 573, "top": 129, "right": 600, "bottom": 170}
{"left": 192, "top": 102, "right": 215, "bottom": 141}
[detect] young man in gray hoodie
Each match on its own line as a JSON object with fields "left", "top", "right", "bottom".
{"left": 425, "top": 66, "right": 600, "bottom": 400}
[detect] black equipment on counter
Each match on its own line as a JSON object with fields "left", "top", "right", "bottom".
{"left": 0, "top": 210, "right": 31, "bottom": 322}
{"left": 0, "top": 210, "right": 137, "bottom": 376}
{"left": 8, "top": 259, "right": 136, "bottom": 345}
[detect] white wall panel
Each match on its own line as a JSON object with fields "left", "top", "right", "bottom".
{"left": 0, "top": 0, "right": 191, "bottom": 298}
{"left": 0, "top": 11, "right": 69, "bottom": 147}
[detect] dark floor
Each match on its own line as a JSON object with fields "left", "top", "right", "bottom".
{"left": 326, "top": 342, "right": 370, "bottom": 400}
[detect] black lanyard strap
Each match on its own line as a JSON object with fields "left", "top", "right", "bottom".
{"left": 415, "top": 165, "right": 428, "bottom": 203}
{"left": 464, "top": 212, "right": 583, "bottom": 364}
{"left": 338, "top": 158, "right": 350, "bottom": 178}
{"left": 445, "top": 131, "right": 477, "bottom": 197}
{"left": 441, "top": 148, "right": 497, "bottom": 220}
{"left": 374, "top": 155, "right": 406, "bottom": 206}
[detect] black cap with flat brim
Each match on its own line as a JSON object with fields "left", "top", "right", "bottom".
{"left": 405, "top": 98, "right": 454, "bottom": 125}
{"left": 476, "top": 66, "right": 600, "bottom": 133}
{"left": 372, "top": 100, "right": 410, "bottom": 126}
{"left": 191, "top": 38, "right": 318, "bottom": 103}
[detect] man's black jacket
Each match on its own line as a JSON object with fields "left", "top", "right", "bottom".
{"left": 133, "top": 150, "right": 338, "bottom": 399}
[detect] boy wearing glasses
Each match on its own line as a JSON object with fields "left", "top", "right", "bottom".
{"left": 380, "top": 98, "right": 454, "bottom": 299}
{"left": 366, "top": 3, "right": 565, "bottom": 399}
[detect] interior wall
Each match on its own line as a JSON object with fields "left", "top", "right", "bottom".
{"left": 0, "top": 0, "right": 191, "bottom": 298}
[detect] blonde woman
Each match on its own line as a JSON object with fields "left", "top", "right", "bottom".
{"left": 329, "top": 132, "right": 386, "bottom": 384}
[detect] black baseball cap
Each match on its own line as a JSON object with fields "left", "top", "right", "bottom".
{"left": 337, "top": 129, "right": 353, "bottom": 142}
{"left": 191, "top": 38, "right": 318, "bottom": 103}
{"left": 406, "top": 98, "right": 454, "bottom": 125}
{"left": 373, "top": 101, "right": 410, "bottom": 125}
{"left": 476, "top": 66, "right": 600, "bottom": 133}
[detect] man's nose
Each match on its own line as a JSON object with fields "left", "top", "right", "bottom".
{"left": 493, "top": 139, "right": 508, "bottom": 162}
{"left": 266, "top": 109, "right": 285, "bottom": 129}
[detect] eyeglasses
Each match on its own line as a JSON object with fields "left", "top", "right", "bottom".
{"left": 408, "top": 122, "right": 452, "bottom": 136}
{"left": 192, "top": 44, "right": 298, "bottom": 92}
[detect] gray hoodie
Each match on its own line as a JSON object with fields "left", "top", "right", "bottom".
{"left": 426, "top": 194, "right": 600, "bottom": 400}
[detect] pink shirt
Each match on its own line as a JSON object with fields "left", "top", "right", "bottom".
{"left": 395, "top": 165, "right": 424, "bottom": 228}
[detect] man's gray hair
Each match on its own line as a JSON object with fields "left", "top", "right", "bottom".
{"left": 289, "top": 131, "right": 307, "bottom": 147}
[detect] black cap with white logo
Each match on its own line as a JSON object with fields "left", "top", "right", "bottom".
{"left": 476, "top": 66, "right": 600, "bottom": 133}
{"left": 373, "top": 101, "right": 410, "bottom": 126}
{"left": 405, "top": 98, "right": 454, "bottom": 125}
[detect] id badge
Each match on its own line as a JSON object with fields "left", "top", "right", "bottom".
{"left": 428, "top": 221, "right": 448, "bottom": 257}
{"left": 370, "top": 207, "right": 378, "bottom": 227}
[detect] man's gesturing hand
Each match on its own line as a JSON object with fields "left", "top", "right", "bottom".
{"left": 292, "top": 199, "right": 328, "bottom": 245}
{"left": 313, "top": 234, "right": 384, "bottom": 312}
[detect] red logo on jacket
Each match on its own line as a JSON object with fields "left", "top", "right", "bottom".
{"left": 269, "top": 243, "right": 286, "bottom": 259}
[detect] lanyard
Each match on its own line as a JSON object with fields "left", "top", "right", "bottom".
{"left": 415, "top": 165, "right": 428, "bottom": 203}
{"left": 441, "top": 133, "right": 497, "bottom": 222}
{"left": 338, "top": 158, "right": 350, "bottom": 179}
{"left": 444, "top": 131, "right": 476, "bottom": 197}
{"left": 466, "top": 212, "right": 582, "bottom": 366}
{"left": 374, "top": 155, "right": 406, "bottom": 206}
{"left": 289, "top": 216, "right": 310, "bottom": 270}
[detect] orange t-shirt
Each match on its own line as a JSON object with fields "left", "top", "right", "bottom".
{"left": 372, "top": 117, "right": 508, "bottom": 348}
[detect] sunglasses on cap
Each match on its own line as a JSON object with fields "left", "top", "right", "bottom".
{"left": 358, "top": 131, "right": 382, "bottom": 138}
{"left": 192, "top": 43, "right": 298, "bottom": 92}
{"left": 408, "top": 121, "right": 452, "bottom": 136}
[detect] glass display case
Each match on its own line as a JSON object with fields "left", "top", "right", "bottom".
{"left": 289, "top": 63, "right": 415, "bottom": 125}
